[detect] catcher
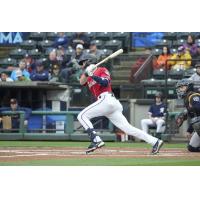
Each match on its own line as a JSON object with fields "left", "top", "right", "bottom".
{"left": 176, "top": 79, "right": 200, "bottom": 152}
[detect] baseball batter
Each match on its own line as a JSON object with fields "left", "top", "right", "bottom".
{"left": 77, "top": 54, "right": 163, "bottom": 154}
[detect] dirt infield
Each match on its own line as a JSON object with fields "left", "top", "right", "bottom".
{"left": 0, "top": 147, "right": 200, "bottom": 163}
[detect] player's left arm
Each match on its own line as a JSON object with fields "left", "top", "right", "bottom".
{"left": 91, "top": 68, "right": 111, "bottom": 87}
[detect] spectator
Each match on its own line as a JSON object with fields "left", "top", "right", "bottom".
{"left": 49, "top": 64, "right": 62, "bottom": 82}
{"left": 141, "top": 92, "right": 167, "bottom": 139}
{"left": 154, "top": 46, "right": 172, "bottom": 70}
{"left": 192, "top": 43, "right": 200, "bottom": 65}
{"left": 189, "top": 63, "right": 200, "bottom": 82}
{"left": 30, "top": 61, "right": 49, "bottom": 81}
{"left": 70, "top": 32, "right": 90, "bottom": 49}
{"left": 71, "top": 44, "right": 86, "bottom": 63}
{"left": 43, "top": 50, "right": 61, "bottom": 70}
{"left": 15, "top": 69, "right": 31, "bottom": 81}
{"left": 183, "top": 34, "right": 198, "bottom": 57}
{"left": 0, "top": 71, "right": 13, "bottom": 82}
{"left": 10, "top": 59, "right": 30, "bottom": 81}
{"left": 0, "top": 98, "right": 31, "bottom": 133}
{"left": 89, "top": 41, "right": 103, "bottom": 61}
{"left": 169, "top": 46, "right": 192, "bottom": 70}
{"left": 54, "top": 32, "right": 68, "bottom": 49}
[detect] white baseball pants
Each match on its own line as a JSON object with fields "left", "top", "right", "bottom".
{"left": 77, "top": 92, "right": 158, "bottom": 146}
{"left": 141, "top": 118, "right": 165, "bottom": 133}
{"left": 189, "top": 132, "right": 200, "bottom": 148}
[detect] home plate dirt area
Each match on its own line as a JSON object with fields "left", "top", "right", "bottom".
{"left": 0, "top": 147, "right": 199, "bottom": 162}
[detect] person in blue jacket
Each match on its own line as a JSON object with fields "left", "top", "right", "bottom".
{"left": 0, "top": 98, "right": 32, "bottom": 132}
{"left": 30, "top": 60, "right": 49, "bottom": 81}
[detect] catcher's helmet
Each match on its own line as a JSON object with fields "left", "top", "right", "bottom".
{"left": 78, "top": 54, "right": 98, "bottom": 67}
{"left": 176, "top": 79, "right": 194, "bottom": 98}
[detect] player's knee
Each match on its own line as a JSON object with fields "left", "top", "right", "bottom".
{"left": 141, "top": 119, "right": 146, "bottom": 125}
{"left": 187, "top": 144, "right": 200, "bottom": 152}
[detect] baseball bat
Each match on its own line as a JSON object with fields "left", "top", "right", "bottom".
{"left": 95, "top": 48, "right": 123, "bottom": 67}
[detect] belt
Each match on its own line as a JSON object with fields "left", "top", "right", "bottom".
{"left": 191, "top": 116, "right": 200, "bottom": 124}
{"left": 98, "top": 92, "right": 114, "bottom": 99}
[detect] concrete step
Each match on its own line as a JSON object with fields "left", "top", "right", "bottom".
{"left": 111, "top": 80, "right": 130, "bottom": 85}
{"left": 112, "top": 70, "right": 130, "bottom": 76}
{"left": 113, "top": 65, "right": 132, "bottom": 70}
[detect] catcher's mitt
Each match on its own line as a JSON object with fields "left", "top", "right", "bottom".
{"left": 175, "top": 111, "right": 188, "bottom": 128}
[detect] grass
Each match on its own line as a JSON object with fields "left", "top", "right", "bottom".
{"left": 0, "top": 141, "right": 194, "bottom": 166}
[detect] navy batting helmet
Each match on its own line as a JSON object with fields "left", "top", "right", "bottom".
{"left": 176, "top": 79, "right": 194, "bottom": 98}
{"left": 78, "top": 54, "right": 98, "bottom": 67}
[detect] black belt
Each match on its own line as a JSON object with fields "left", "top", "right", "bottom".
{"left": 98, "top": 92, "right": 114, "bottom": 99}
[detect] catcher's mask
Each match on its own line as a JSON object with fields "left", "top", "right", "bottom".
{"left": 176, "top": 79, "right": 194, "bottom": 99}
{"left": 78, "top": 54, "right": 98, "bottom": 69}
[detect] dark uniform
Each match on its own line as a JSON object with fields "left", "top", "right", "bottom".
{"left": 176, "top": 79, "right": 200, "bottom": 152}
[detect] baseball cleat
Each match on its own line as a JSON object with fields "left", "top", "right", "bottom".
{"left": 86, "top": 141, "right": 105, "bottom": 154}
{"left": 151, "top": 139, "right": 164, "bottom": 154}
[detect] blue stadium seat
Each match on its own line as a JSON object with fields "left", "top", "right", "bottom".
{"left": 27, "top": 49, "right": 42, "bottom": 59}
{"left": 20, "top": 40, "right": 37, "bottom": 50}
{"left": 155, "top": 39, "right": 171, "bottom": 48}
{"left": 0, "top": 58, "right": 17, "bottom": 68}
{"left": 173, "top": 39, "right": 186, "bottom": 48}
{"left": 29, "top": 32, "right": 46, "bottom": 41}
{"left": 96, "top": 32, "right": 112, "bottom": 41}
{"left": 86, "top": 32, "right": 96, "bottom": 40}
{"left": 9, "top": 48, "right": 27, "bottom": 59}
{"left": 162, "top": 32, "right": 177, "bottom": 41}
{"left": 90, "top": 39, "right": 104, "bottom": 49}
{"left": 153, "top": 69, "right": 166, "bottom": 79}
{"left": 152, "top": 48, "right": 162, "bottom": 56}
{"left": 168, "top": 69, "right": 184, "bottom": 79}
{"left": 38, "top": 40, "right": 54, "bottom": 51}
{"left": 104, "top": 40, "right": 122, "bottom": 51}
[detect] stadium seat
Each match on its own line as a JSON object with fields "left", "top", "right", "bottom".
{"left": 46, "top": 32, "right": 59, "bottom": 40}
{"left": 90, "top": 39, "right": 104, "bottom": 49}
{"left": 27, "top": 49, "right": 42, "bottom": 59}
{"left": 184, "top": 68, "right": 196, "bottom": 78}
{"left": 152, "top": 48, "right": 162, "bottom": 56}
{"left": 101, "top": 49, "right": 113, "bottom": 57}
{"left": 152, "top": 69, "right": 166, "bottom": 79}
{"left": 86, "top": 32, "right": 96, "bottom": 40}
{"left": 9, "top": 48, "right": 27, "bottom": 59}
{"left": 29, "top": 32, "right": 46, "bottom": 41}
{"left": 173, "top": 39, "right": 186, "bottom": 48}
{"left": 0, "top": 58, "right": 17, "bottom": 68}
{"left": 65, "top": 48, "right": 75, "bottom": 60}
{"left": 38, "top": 40, "right": 54, "bottom": 51}
{"left": 177, "top": 32, "right": 194, "bottom": 40}
{"left": 170, "top": 48, "right": 177, "bottom": 54}
{"left": 95, "top": 32, "right": 113, "bottom": 41}
{"left": 113, "top": 32, "right": 130, "bottom": 50}
{"left": 168, "top": 69, "right": 184, "bottom": 79}
{"left": 162, "top": 32, "right": 177, "bottom": 41}
{"left": 155, "top": 39, "right": 171, "bottom": 48}
{"left": 20, "top": 40, "right": 37, "bottom": 50}
{"left": 104, "top": 40, "right": 122, "bottom": 51}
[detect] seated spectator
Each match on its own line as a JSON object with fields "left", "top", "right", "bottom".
{"left": 30, "top": 61, "right": 49, "bottom": 81}
{"left": 49, "top": 64, "right": 62, "bottom": 82}
{"left": 43, "top": 50, "right": 61, "bottom": 70}
{"left": 54, "top": 32, "right": 68, "bottom": 49}
{"left": 0, "top": 71, "right": 13, "bottom": 82}
{"left": 183, "top": 34, "right": 198, "bottom": 57}
{"left": 0, "top": 98, "right": 31, "bottom": 133}
{"left": 70, "top": 32, "right": 90, "bottom": 49}
{"left": 141, "top": 92, "right": 167, "bottom": 139}
{"left": 15, "top": 69, "right": 31, "bottom": 81}
{"left": 192, "top": 43, "right": 200, "bottom": 65}
{"left": 89, "top": 41, "right": 103, "bottom": 61}
{"left": 169, "top": 46, "right": 192, "bottom": 70}
{"left": 71, "top": 44, "right": 87, "bottom": 63}
{"left": 189, "top": 63, "right": 200, "bottom": 82}
{"left": 154, "top": 46, "right": 171, "bottom": 70}
{"left": 11, "top": 59, "right": 30, "bottom": 81}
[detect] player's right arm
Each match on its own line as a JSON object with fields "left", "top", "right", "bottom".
{"left": 80, "top": 73, "right": 88, "bottom": 85}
